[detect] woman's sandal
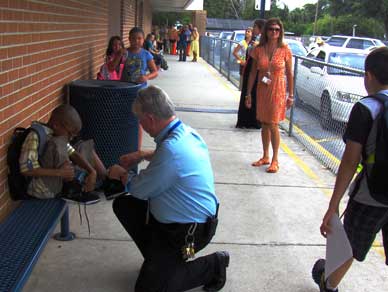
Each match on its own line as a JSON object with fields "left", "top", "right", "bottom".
{"left": 266, "top": 161, "right": 279, "bottom": 173}
{"left": 251, "top": 158, "right": 270, "bottom": 167}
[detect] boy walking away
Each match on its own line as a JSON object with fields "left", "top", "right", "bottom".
{"left": 18, "top": 105, "right": 106, "bottom": 204}
{"left": 312, "top": 47, "right": 388, "bottom": 291}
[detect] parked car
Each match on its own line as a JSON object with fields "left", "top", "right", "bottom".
{"left": 218, "top": 31, "right": 233, "bottom": 40}
{"left": 230, "top": 30, "right": 246, "bottom": 42}
{"left": 326, "top": 35, "right": 385, "bottom": 50}
{"left": 284, "top": 39, "right": 308, "bottom": 56}
{"left": 295, "top": 46, "right": 367, "bottom": 128}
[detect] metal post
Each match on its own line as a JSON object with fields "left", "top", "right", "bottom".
{"left": 54, "top": 205, "right": 75, "bottom": 241}
{"left": 219, "top": 39, "right": 223, "bottom": 71}
{"left": 352, "top": 24, "right": 357, "bottom": 37}
{"left": 289, "top": 56, "right": 299, "bottom": 137}
{"left": 227, "top": 41, "right": 232, "bottom": 81}
{"left": 212, "top": 38, "right": 215, "bottom": 66}
{"left": 260, "top": 0, "right": 266, "bottom": 19}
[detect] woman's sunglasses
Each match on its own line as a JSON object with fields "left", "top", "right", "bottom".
{"left": 267, "top": 28, "right": 281, "bottom": 32}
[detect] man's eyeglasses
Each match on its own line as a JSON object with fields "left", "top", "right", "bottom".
{"left": 267, "top": 28, "right": 281, "bottom": 32}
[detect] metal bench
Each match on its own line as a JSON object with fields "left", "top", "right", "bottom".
{"left": 0, "top": 199, "right": 74, "bottom": 292}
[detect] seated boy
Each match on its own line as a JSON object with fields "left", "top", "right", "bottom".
{"left": 19, "top": 104, "right": 106, "bottom": 204}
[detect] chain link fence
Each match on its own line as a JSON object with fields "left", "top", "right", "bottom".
{"left": 200, "top": 36, "right": 366, "bottom": 174}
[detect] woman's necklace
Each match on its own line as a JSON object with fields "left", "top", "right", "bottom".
{"left": 264, "top": 43, "right": 277, "bottom": 83}
{"left": 266, "top": 44, "right": 277, "bottom": 62}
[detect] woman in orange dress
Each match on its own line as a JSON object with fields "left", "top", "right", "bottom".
{"left": 245, "top": 18, "right": 294, "bottom": 173}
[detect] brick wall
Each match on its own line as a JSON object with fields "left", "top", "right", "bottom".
{"left": 121, "top": 0, "right": 137, "bottom": 47}
{"left": 0, "top": 0, "right": 154, "bottom": 222}
{"left": 193, "top": 10, "right": 207, "bottom": 37}
{"left": 142, "top": 0, "right": 152, "bottom": 35}
{"left": 0, "top": 0, "right": 110, "bottom": 221}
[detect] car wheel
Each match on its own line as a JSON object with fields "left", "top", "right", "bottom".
{"left": 320, "top": 92, "right": 332, "bottom": 130}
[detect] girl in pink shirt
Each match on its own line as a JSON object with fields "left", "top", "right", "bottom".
{"left": 97, "top": 36, "right": 126, "bottom": 80}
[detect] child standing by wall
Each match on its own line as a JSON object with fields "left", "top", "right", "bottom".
{"left": 121, "top": 27, "right": 158, "bottom": 85}
{"left": 97, "top": 36, "right": 127, "bottom": 81}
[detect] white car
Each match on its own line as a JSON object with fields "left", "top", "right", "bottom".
{"left": 218, "top": 31, "right": 233, "bottom": 40}
{"left": 326, "top": 35, "right": 384, "bottom": 50}
{"left": 284, "top": 39, "right": 308, "bottom": 56}
{"left": 230, "top": 30, "right": 246, "bottom": 42}
{"left": 295, "top": 46, "right": 367, "bottom": 128}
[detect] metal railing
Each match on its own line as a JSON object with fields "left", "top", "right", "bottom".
{"left": 200, "top": 36, "right": 366, "bottom": 174}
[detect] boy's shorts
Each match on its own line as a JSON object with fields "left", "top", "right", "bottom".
{"left": 344, "top": 199, "right": 388, "bottom": 264}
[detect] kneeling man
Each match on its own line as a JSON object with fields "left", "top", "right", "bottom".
{"left": 113, "top": 85, "right": 229, "bottom": 292}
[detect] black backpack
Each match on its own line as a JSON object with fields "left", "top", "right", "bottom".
{"left": 363, "top": 93, "right": 388, "bottom": 204}
{"left": 7, "top": 123, "right": 48, "bottom": 200}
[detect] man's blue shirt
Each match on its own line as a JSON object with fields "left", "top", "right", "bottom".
{"left": 128, "top": 118, "right": 218, "bottom": 224}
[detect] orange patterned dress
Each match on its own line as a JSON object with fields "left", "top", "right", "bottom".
{"left": 250, "top": 44, "right": 292, "bottom": 124}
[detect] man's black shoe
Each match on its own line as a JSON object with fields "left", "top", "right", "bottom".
{"left": 203, "top": 251, "right": 230, "bottom": 292}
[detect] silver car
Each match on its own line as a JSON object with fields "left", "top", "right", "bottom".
{"left": 326, "top": 35, "right": 385, "bottom": 50}
{"left": 295, "top": 46, "right": 367, "bottom": 129}
{"left": 285, "top": 39, "right": 308, "bottom": 57}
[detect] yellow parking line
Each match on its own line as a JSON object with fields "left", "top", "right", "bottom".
{"left": 289, "top": 121, "right": 341, "bottom": 170}
{"left": 281, "top": 140, "right": 385, "bottom": 259}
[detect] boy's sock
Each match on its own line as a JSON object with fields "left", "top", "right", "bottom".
{"left": 326, "top": 279, "right": 338, "bottom": 291}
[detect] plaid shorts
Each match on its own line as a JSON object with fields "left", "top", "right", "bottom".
{"left": 344, "top": 199, "right": 388, "bottom": 264}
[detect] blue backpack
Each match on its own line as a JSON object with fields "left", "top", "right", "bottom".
{"left": 363, "top": 93, "right": 388, "bottom": 204}
{"left": 7, "top": 122, "right": 47, "bottom": 200}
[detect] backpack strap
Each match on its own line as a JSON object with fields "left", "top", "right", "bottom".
{"left": 369, "top": 93, "right": 388, "bottom": 128}
{"left": 30, "top": 122, "right": 48, "bottom": 156}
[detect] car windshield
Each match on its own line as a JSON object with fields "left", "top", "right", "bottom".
{"left": 374, "top": 39, "right": 385, "bottom": 46}
{"left": 326, "top": 37, "right": 346, "bottom": 47}
{"left": 287, "top": 42, "right": 307, "bottom": 56}
{"left": 235, "top": 33, "right": 245, "bottom": 42}
{"left": 219, "top": 32, "right": 232, "bottom": 39}
{"left": 327, "top": 52, "right": 365, "bottom": 75}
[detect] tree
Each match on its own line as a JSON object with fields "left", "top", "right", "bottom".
{"left": 152, "top": 12, "right": 191, "bottom": 26}
{"left": 204, "top": 0, "right": 236, "bottom": 18}
{"left": 360, "top": 0, "right": 388, "bottom": 38}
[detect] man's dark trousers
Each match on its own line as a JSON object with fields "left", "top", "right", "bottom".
{"left": 179, "top": 44, "right": 187, "bottom": 61}
{"left": 113, "top": 196, "right": 218, "bottom": 292}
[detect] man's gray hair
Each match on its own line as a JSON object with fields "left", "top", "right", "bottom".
{"left": 132, "top": 85, "right": 176, "bottom": 119}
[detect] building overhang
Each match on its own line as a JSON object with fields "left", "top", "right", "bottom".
{"left": 150, "top": 0, "right": 203, "bottom": 12}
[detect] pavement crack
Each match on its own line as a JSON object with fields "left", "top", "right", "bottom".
{"left": 71, "top": 237, "right": 385, "bottom": 249}
{"left": 215, "top": 181, "right": 333, "bottom": 189}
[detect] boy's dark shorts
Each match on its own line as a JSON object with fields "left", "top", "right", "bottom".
{"left": 344, "top": 199, "right": 388, "bottom": 264}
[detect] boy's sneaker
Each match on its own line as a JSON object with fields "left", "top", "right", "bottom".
{"left": 62, "top": 180, "right": 82, "bottom": 195}
{"left": 102, "top": 178, "right": 128, "bottom": 200}
{"left": 62, "top": 191, "right": 101, "bottom": 205}
{"left": 312, "top": 259, "right": 338, "bottom": 292}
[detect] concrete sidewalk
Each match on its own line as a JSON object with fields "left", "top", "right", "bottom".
{"left": 24, "top": 55, "right": 387, "bottom": 292}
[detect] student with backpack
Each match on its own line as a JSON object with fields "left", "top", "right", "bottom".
{"left": 312, "top": 47, "right": 388, "bottom": 292}
{"left": 13, "top": 105, "right": 112, "bottom": 204}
